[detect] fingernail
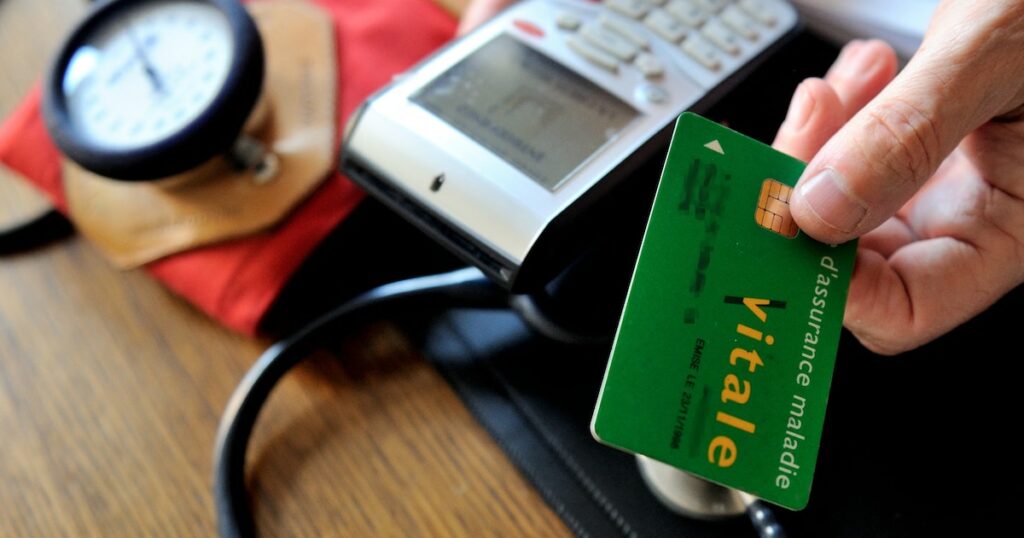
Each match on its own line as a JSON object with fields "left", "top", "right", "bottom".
{"left": 835, "top": 41, "right": 874, "bottom": 78}
{"left": 783, "top": 83, "right": 814, "bottom": 130}
{"left": 798, "top": 169, "right": 868, "bottom": 234}
{"left": 835, "top": 40, "right": 861, "bottom": 60}
{"left": 827, "top": 41, "right": 860, "bottom": 74}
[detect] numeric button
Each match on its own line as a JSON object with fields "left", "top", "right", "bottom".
{"left": 644, "top": 9, "right": 687, "bottom": 43}
{"left": 605, "top": 0, "right": 651, "bottom": 19}
{"left": 556, "top": 12, "right": 582, "bottom": 31}
{"left": 567, "top": 37, "right": 620, "bottom": 72}
{"left": 665, "top": 0, "right": 708, "bottom": 28}
{"left": 701, "top": 19, "right": 741, "bottom": 55}
{"left": 581, "top": 24, "right": 639, "bottom": 61}
{"left": 599, "top": 13, "right": 651, "bottom": 49}
{"left": 682, "top": 34, "right": 721, "bottom": 70}
{"left": 739, "top": 0, "right": 777, "bottom": 26}
{"left": 635, "top": 53, "right": 666, "bottom": 79}
{"left": 721, "top": 5, "right": 759, "bottom": 40}
{"left": 692, "top": 0, "right": 729, "bottom": 13}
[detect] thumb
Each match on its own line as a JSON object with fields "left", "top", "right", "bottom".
{"left": 790, "top": 3, "right": 1024, "bottom": 243}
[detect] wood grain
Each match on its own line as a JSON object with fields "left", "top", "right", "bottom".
{"left": 0, "top": 0, "right": 569, "bottom": 535}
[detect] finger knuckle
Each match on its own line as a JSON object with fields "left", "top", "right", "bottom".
{"left": 980, "top": 187, "right": 1024, "bottom": 269}
{"left": 864, "top": 99, "right": 943, "bottom": 187}
{"left": 856, "top": 330, "right": 916, "bottom": 356}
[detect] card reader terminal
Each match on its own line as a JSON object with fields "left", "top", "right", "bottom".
{"left": 341, "top": 0, "right": 799, "bottom": 290}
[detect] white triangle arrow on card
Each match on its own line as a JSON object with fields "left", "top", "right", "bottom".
{"left": 704, "top": 139, "right": 724, "bottom": 155}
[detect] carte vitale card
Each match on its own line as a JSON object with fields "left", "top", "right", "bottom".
{"left": 592, "top": 113, "right": 856, "bottom": 510}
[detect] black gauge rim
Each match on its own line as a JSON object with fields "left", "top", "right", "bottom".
{"left": 42, "top": 0, "right": 264, "bottom": 181}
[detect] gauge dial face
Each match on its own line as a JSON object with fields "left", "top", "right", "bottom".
{"left": 62, "top": 0, "right": 234, "bottom": 150}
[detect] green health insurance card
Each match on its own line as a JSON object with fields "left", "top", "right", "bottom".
{"left": 592, "top": 113, "right": 856, "bottom": 510}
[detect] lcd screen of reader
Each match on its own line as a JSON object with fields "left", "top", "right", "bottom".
{"left": 412, "top": 35, "right": 638, "bottom": 191}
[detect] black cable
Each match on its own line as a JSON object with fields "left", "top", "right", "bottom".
{"left": 212, "top": 267, "right": 507, "bottom": 538}
{"left": 0, "top": 209, "right": 73, "bottom": 255}
{"left": 508, "top": 294, "right": 611, "bottom": 346}
{"left": 213, "top": 266, "right": 791, "bottom": 538}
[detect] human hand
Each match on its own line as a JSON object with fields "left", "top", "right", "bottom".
{"left": 775, "top": 1, "right": 1024, "bottom": 354}
{"left": 457, "top": 0, "right": 513, "bottom": 36}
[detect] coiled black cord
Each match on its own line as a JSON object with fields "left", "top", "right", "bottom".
{"left": 212, "top": 267, "right": 507, "bottom": 538}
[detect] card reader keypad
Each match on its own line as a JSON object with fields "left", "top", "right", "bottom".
{"left": 560, "top": 0, "right": 785, "bottom": 80}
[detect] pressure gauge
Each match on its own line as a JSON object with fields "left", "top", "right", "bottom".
{"left": 43, "top": 0, "right": 264, "bottom": 180}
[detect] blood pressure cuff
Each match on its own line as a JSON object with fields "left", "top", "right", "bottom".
{"left": 0, "top": 0, "right": 456, "bottom": 334}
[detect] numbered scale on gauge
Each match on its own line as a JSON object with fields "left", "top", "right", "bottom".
{"left": 44, "top": 0, "right": 270, "bottom": 181}
{"left": 65, "top": 2, "right": 233, "bottom": 149}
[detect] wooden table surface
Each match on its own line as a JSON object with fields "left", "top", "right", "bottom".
{"left": 0, "top": 1, "right": 570, "bottom": 535}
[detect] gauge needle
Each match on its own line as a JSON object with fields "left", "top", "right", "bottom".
{"left": 126, "top": 25, "right": 165, "bottom": 95}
